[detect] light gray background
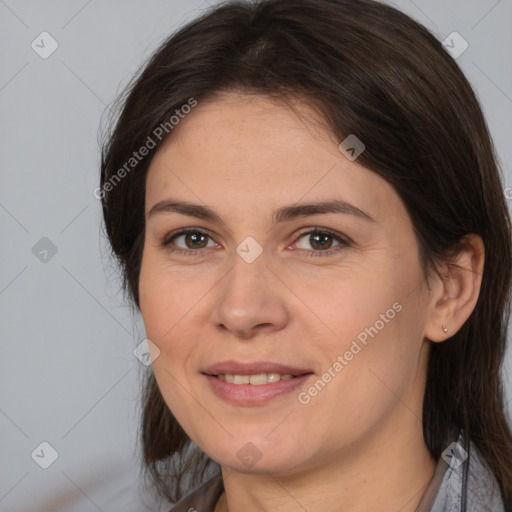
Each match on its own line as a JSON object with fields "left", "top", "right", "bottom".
{"left": 1, "top": 1, "right": 511, "bottom": 511}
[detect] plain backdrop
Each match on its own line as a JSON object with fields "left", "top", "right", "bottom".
{"left": 1, "top": 0, "right": 511, "bottom": 510}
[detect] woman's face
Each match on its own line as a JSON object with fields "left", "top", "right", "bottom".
{"left": 139, "top": 92, "right": 434, "bottom": 475}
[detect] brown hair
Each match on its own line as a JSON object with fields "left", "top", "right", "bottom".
{"left": 99, "top": 0, "right": 512, "bottom": 506}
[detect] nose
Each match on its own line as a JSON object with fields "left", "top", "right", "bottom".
{"left": 210, "top": 254, "right": 290, "bottom": 339}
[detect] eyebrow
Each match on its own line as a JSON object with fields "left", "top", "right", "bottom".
{"left": 147, "top": 199, "right": 375, "bottom": 224}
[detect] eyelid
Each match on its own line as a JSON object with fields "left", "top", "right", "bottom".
{"left": 293, "top": 226, "right": 352, "bottom": 244}
{"left": 290, "top": 227, "right": 352, "bottom": 254}
{"left": 162, "top": 227, "right": 219, "bottom": 252}
{"left": 161, "top": 226, "right": 351, "bottom": 255}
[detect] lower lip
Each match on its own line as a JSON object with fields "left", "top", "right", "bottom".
{"left": 204, "top": 374, "right": 313, "bottom": 406}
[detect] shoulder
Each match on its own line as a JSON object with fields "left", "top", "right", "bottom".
{"left": 168, "top": 475, "right": 224, "bottom": 512}
{"left": 465, "top": 443, "right": 505, "bottom": 511}
{"left": 429, "top": 433, "right": 506, "bottom": 512}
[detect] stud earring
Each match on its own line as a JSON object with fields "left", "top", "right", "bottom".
{"left": 442, "top": 325, "right": 448, "bottom": 333}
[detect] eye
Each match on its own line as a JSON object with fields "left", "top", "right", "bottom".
{"left": 292, "top": 228, "right": 350, "bottom": 255}
{"left": 161, "top": 227, "right": 349, "bottom": 257}
{"left": 162, "top": 228, "right": 218, "bottom": 253}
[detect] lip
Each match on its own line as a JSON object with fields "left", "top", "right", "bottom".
{"left": 204, "top": 374, "right": 313, "bottom": 405}
{"left": 202, "top": 360, "right": 314, "bottom": 406}
{"left": 202, "top": 360, "right": 313, "bottom": 377}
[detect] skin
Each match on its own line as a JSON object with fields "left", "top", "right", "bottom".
{"left": 139, "top": 92, "right": 484, "bottom": 512}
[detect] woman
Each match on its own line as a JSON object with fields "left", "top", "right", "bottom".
{"left": 99, "top": 0, "right": 512, "bottom": 510}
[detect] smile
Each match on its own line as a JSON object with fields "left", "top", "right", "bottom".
{"left": 204, "top": 372, "right": 313, "bottom": 405}
{"left": 216, "top": 373, "right": 294, "bottom": 384}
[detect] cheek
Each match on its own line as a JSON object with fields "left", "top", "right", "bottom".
{"left": 139, "top": 256, "right": 206, "bottom": 439}
{"left": 139, "top": 248, "right": 210, "bottom": 348}
{"left": 138, "top": 266, "right": 172, "bottom": 346}
{"left": 295, "top": 262, "right": 404, "bottom": 356}
{"left": 297, "top": 316, "right": 419, "bottom": 458}
{"left": 301, "top": 261, "right": 426, "bottom": 425}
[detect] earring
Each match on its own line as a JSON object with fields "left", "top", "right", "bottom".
{"left": 442, "top": 325, "right": 448, "bottom": 333}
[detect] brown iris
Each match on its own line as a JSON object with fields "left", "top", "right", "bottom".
{"left": 185, "top": 232, "right": 209, "bottom": 249}
{"left": 309, "top": 232, "right": 334, "bottom": 250}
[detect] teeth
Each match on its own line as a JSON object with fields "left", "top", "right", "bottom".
{"left": 233, "top": 375, "right": 250, "bottom": 384}
{"left": 217, "top": 373, "right": 295, "bottom": 384}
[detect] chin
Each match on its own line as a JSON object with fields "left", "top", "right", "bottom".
{"left": 206, "top": 439, "right": 309, "bottom": 475}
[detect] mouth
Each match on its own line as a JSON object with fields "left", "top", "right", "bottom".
{"left": 201, "top": 361, "right": 314, "bottom": 405}
{"left": 214, "top": 372, "right": 296, "bottom": 385}
{"left": 202, "top": 360, "right": 313, "bottom": 377}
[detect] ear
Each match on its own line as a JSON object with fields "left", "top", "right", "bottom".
{"left": 423, "top": 234, "right": 485, "bottom": 343}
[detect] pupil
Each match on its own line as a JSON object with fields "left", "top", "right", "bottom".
{"left": 186, "top": 232, "right": 207, "bottom": 249}
{"left": 311, "top": 233, "right": 332, "bottom": 250}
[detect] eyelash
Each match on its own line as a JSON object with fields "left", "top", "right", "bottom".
{"left": 161, "top": 227, "right": 351, "bottom": 257}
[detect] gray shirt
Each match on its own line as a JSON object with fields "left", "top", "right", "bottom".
{"left": 169, "top": 432, "right": 506, "bottom": 511}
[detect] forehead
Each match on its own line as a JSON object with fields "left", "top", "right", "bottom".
{"left": 145, "top": 92, "right": 400, "bottom": 223}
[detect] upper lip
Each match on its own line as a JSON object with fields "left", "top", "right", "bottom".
{"left": 202, "top": 360, "right": 314, "bottom": 377}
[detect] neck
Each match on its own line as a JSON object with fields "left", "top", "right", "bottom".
{"left": 214, "top": 409, "right": 436, "bottom": 512}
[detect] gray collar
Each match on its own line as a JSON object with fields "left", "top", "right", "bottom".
{"left": 415, "top": 431, "right": 505, "bottom": 512}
